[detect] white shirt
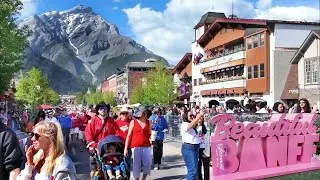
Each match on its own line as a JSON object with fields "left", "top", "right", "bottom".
{"left": 256, "top": 108, "right": 269, "bottom": 114}
{"left": 197, "top": 125, "right": 210, "bottom": 157}
{"left": 180, "top": 122, "right": 200, "bottom": 144}
{"left": 45, "top": 116, "right": 58, "bottom": 123}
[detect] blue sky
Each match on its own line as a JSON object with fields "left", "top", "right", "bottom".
{"left": 21, "top": 0, "right": 320, "bottom": 63}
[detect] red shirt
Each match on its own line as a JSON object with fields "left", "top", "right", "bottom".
{"left": 85, "top": 116, "right": 119, "bottom": 146}
{"left": 78, "top": 114, "right": 89, "bottom": 131}
{"left": 104, "top": 155, "right": 120, "bottom": 167}
{"left": 130, "top": 119, "right": 151, "bottom": 148}
{"left": 115, "top": 118, "right": 131, "bottom": 143}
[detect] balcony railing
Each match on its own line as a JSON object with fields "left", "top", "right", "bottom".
{"left": 200, "top": 45, "right": 245, "bottom": 64}
{"left": 199, "top": 76, "right": 245, "bottom": 85}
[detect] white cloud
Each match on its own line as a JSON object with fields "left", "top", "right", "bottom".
{"left": 19, "top": 0, "right": 38, "bottom": 19}
{"left": 257, "top": 0, "right": 272, "bottom": 10}
{"left": 112, "top": 6, "right": 119, "bottom": 10}
{"left": 123, "top": 0, "right": 320, "bottom": 64}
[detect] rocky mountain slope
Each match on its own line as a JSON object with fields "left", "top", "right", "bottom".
{"left": 19, "top": 5, "right": 166, "bottom": 94}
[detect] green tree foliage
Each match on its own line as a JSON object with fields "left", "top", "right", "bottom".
{"left": 85, "top": 91, "right": 116, "bottom": 106}
{"left": 102, "top": 91, "right": 117, "bottom": 107}
{"left": 0, "top": 0, "right": 29, "bottom": 93}
{"left": 75, "top": 91, "right": 86, "bottom": 104}
{"left": 130, "top": 62, "right": 176, "bottom": 105}
{"left": 15, "top": 68, "right": 60, "bottom": 108}
{"left": 85, "top": 92, "right": 103, "bottom": 105}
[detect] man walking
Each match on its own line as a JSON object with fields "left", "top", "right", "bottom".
{"left": 150, "top": 108, "right": 168, "bottom": 170}
{"left": 57, "top": 108, "right": 72, "bottom": 147}
{"left": 85, "top": 102, "right": 119, "bottom": 179}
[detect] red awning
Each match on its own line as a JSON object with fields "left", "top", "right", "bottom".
{"left": 37, "top": 104, "right": 53, "bottom": 110}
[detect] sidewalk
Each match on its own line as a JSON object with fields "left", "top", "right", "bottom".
{"left": 149, "top": 140, "right": 186, "bottom": 180}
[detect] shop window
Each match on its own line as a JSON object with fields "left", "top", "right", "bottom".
{"left": 260, "top": 33, "right": 265, "bottom": 46}
{"left": 193, "top": 79, "right": 197, "bottom": 86}
{"left": 260, "top": 64, "right": 265, "bottom": 77}
{"left": 254, "top": 65, "right": 259, "bottom": 78}
{"left": 253, "top": 35, "right": 259, "bottom": 48}
{"left": 198, "top": 78, "right": 202, "bottom": 84}
{"left": 247, "top": 37, "right": 252, "bottom": 50}
{"left": 247, "top": 66, "right": 252, "bottom": 79}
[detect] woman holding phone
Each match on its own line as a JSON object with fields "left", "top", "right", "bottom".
{"left": 17, "top": 121, "right": 76, "bottom": 180}
{"left": 180, "top": 108, "right": 203, "bottom": 180}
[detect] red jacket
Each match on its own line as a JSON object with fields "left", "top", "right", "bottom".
{"left": 85, "top": 115, "right": 119, "bottom": 148}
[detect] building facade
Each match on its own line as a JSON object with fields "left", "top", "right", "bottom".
{"left": 172, "top": 53, "right": 192, "bottom": 105}
{"left": 291, "top": 31, "right": 320, "bottom": 108}
{"left": 191, "top": 13, "right": 319, "bottom": 108}
{"left": 102, "top": 74, "right": 117, "bottom": 95}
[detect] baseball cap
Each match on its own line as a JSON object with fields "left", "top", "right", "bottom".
{"left": 47, "top": 109, "right": 54, "bottom": 115}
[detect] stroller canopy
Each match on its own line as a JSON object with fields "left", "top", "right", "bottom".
{"left": 97, "top": 135, "right": 123, "bottom": 154}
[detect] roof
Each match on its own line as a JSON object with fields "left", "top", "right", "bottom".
{"left": 244, "top": 27, "right": 266, "bottom": 37}
{"left": 172, "top": 53, "right": 192, "bottom": 74}
{"left": 194, "top": 12, "right": 226, "bottom": 29}
{"left": 290, "top": 30, "right": 320, "bottom": 64}
{"left": 125, "top": 62, "right": 156, "bottom": 68}
{"left": 197, "top": 18, "right": 267, "bottom": 46}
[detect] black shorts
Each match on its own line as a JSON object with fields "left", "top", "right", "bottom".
{"left": 90, "top": 156, "right": 97, "bottom": 171}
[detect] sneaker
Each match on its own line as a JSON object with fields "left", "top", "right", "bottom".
{"left": 109, "top": 175, "right": 116, "bottom": 180}
{"left": 154, "top": 164, "right": 158, "bottom": 170}
{"left": 116, "top": 175, "right": 123, "bottom": 180}
{"left": 158, "top": 164, "right": 161, "bottom": 170}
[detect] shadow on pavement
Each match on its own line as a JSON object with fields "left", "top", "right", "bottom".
{"left": 161, "top": 163, "right": 186, "bottom": 170}
{"left": 155, "top": 175, "right": 187, "bottom": 180}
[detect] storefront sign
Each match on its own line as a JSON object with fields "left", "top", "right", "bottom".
{"left": 289, "top": 89, "right": 299, "bottom": 94}
{"left": 210, "top": 113, "right": 320, "bottom": 180}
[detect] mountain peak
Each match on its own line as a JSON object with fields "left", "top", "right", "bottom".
{"left": 60, "top": 5, "right": 92, "bottom": 14}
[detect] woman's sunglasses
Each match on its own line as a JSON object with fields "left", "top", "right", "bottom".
{"left": 120, "top": 112, "right": 128, "bottom": 115}
{"left": 30, "top": 132, "right": 42, "bottom": 140}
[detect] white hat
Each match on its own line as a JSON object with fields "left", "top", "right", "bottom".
{"left": 133, "top": 107, "right": 145, "bottom": 118}
{"left": 120, "top": 106, "right": 129, "bottom": 113}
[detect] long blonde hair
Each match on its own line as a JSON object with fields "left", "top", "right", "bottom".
{"left": 34, "top": 121, "right": 65, "bottom": 175}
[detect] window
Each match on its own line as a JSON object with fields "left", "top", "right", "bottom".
{"left": 247, "top": 66, "right": 252, "bottom": 79}
{"left": 260, "top": 33, "right": 265, "bottom": 46}
{"left": 199, "top": 78, "right": 202, "bottom": 84}
{"left": 305, "top": 60, "right": 311, "bottom": 84}
{"left": 253, "top": 35, "right": 259, "bottom": 48}
{"left": 247, "top": 37, "right": 252, "bottom": 50}
{"left": 254, "top": 65, "right": 259, "bottom": 78}
{"left": 260, "top": 64, "right": 265, "bottom": 77}
{"left": 193, "top": 79, "right": 197, "bottom": 86}
{"left": 311, "top": 58, "right": 319, "bottom": 83}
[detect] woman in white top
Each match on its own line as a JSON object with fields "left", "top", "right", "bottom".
{"left": 197, "top": 117, "right": 210, "bottom": 180}
{"left": 180, "top": 108, "right": 203, "bottom": 180}
{"left": 17, "top": 121, "right": 76, "bottom": 180}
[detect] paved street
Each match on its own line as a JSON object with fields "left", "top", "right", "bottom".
{"left": 67, "top": 140, "right": 187, "bottom": 180}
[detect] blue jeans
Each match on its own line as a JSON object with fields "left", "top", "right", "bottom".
{"left": 181, "top": 143, "right": 200, "bottom": 180}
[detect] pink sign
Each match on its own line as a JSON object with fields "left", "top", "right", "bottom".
{"left": 210, "top": 113, "right": 320, "bottom": 179}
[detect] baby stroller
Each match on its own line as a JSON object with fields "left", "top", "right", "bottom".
{"left": 93, "top": 135, "right": 130, "bottom": 180}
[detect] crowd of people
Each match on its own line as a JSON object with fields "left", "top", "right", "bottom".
{"left": 1, "top": 94, "right": 319, "bottom": 180}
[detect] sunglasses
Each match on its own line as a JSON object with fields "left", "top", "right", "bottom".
{"left": 99, "top": 107, "right": 107, "bottom": 111}
{"left": 120, "top": 112, "right": 128, "bottom": 115}
{"left": 30, "top": 132, "right": 42, "bottom": 140}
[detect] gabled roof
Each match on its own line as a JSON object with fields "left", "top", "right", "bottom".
{"left": 172, "top": 53, "right": 192, "bottom": 74}
{"left": 290, "top": 30, "right": 320, "bottom": 64}
{"left": 194, "top": 12, "right": 226, "bottom": 29}
{"left": 125, "top": 62, "right": 156, "bottom": 68}
{"left": 197, "top": 18, "right": 267, "bottom": 47}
